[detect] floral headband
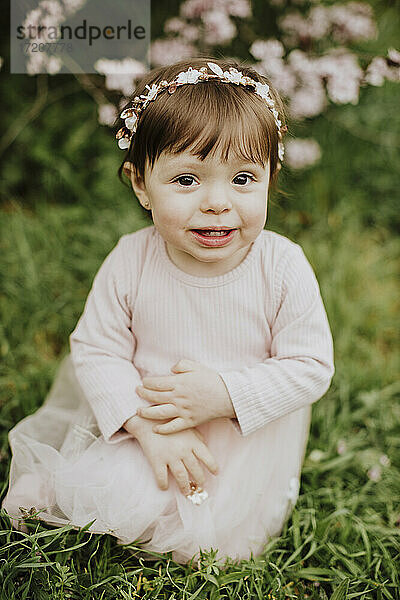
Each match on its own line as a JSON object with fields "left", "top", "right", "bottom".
{"left": 116, "top": 61, "right": 287, "bottom": 162}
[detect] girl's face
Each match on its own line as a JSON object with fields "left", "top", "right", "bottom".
{"left": 127, "top": 149, "right": 270, "bottom": 277}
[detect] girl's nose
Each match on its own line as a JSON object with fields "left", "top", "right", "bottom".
{"left": 199, "top": 189, "right": 233, "bottom": 214}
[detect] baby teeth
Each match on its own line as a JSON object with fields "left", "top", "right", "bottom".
{"left": 197, "top": 230, "right": 230, "bottom": 236}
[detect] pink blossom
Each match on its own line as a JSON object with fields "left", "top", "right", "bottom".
{"left": 279, "top": 2, "right": 377, "bottom": 44}
{"left": 165, "top": 18, "right": 200, "bottom": 43}
{"left": 150, "top": 39, "right": 196, "bottom": 67}
{"left": 95, "top": 57, "right": 147, "bottom": 78}
{"left": 105, "top": 75, "right": 135, "bottom": 96}
{"left": 40, "top": 0, "right": 65, "bottom": 20}
{"left": 308, "top": 6, "right": 332, "bottom": 38}
{"left": 285, "top": 138, "right": 322, "bottom": 169}
{"left": 318, "top": 50, "right": 363, "bottom": 104}
{"left": 388, "top": 48, "right": 400, "bottom": 65}
{"left": 181, "top": 25, "right": 201, "bottom": 42}
{"left": 164, "top": 17, "right": 186, "bottom": 34}
{"left": 337, "top": 440, "right": 347, "bottom": 455}
{"left": 180, "top": 0, "right": 250, "bottom": 19}
{"left": 26, "top": 51, "right": 62, "bottom": 75}
{"left": 279, "top": 8, "right": 330, "bottom": 43}
{"left": 250, "top": 39, "right": 285, "bottom": 61}
{"left": 95, "top": 58, "right": 147, "bottom": 95}
{"left": 255, "top": 57, "right": 297, "bottom": 97}
{"left": 279, "top": 12, "right": 308, "bottom": 45}
{"left": 23, "top": 2, "right": 64, "bottom": 45}
{"left": 366, "top": 51, "right": 400, "bottom": 85}
{"left": 251, "top": 41, "right": 298, "bottom": 97}
{"left": 224, "top": 0, "right": 251, "bottom": 18}
{"left": 365, "top": 56, "right": 390, "bottom": 86}
{"left": 46, "top": 55, "right": 62, "bottom": 74}
{"left": 62, "top": 0, "right": 87, "bottom": 13}
{"left": 286, "top": 50, "right": 328, "bottom": 116}
{"left": 290, "top": 85, "right": 327, "bottom": 118}
{"left": 23, "top": 7, "right": 42, "bottom": 30}
{"left": 330, "top": 2, "right": 377, "bottom": 43}
{"left": 202, "top": 10, "right": 236, "bottom": 45}
{"left": 270, "top": 62, "right": 297, "bottom": 96}
{"left": 98, "top": 103, "right": 118, "bottom": 126}
{"left": 21, "top": 0, "right": 85, "bottom": 70}
{"left": 326, "top": 71, "right": 361, "bottom": 104}
{"left": 180, "top": 0, "right": 215, "bottom": 19}
{"left": 367, "top": 465, "right": 382, "bottom": 482}
{"left": 26, "top": 53, "right": 45, "bottom": 75}
{"left": 288, "top": 49, "right": 320, "bottom": 78}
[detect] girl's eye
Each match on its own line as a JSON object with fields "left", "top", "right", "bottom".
{"left": 174, "top": 175, "right": 197, "bottom": 187}
{"left": 173, "top": 173, "right": 255, "bottom": 187}
{"left": 233, "top": 173, "right": 255, "bottom": 185}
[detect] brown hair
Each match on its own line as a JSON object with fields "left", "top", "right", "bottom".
{"left": 117, "top": 55, "right": 287, "bottom": 188}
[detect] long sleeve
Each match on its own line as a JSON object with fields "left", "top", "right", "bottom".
{"left": 218, "top": 244, "right": 334, "bottom": 436}
{"left": 69, "top": 236, "right": 147, "bottom": 443}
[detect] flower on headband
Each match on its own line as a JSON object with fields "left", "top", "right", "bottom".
{"left": 177, "top": 66, "right": 202, "bottom": 84}
{"left": 120, "top": 107, "right": 135, "bottom": 119}
{"left": 207, "top": 61, "right": 224, "bottom": 77}
{"left": 255, "top": 82, "right": 270, "bottom": 99}
{"left": 224, "top": 67, "right": 247, "bottom": 85}
{"left": 145, "top": 83, "right": 159, "bottom": 100}
{"left": 207, "top": 62, "right": 246, "bottom": 85}
{"left": 271, "top": 108, "right": 282, "bottom": 127}
{"left": 125, "top": 114, "right": 138, "bottom": 131}
{"left": 117, "top": 136, "right": 130, "bottom": 150}
{"left": 140, "top": 83, "right": 159, "bottom": 108}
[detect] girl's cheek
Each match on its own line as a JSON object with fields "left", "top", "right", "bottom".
{"left": 240, "top": 201, "right": 267, "bottom": 223}
{"left": 152, "top": 207, "right": 186, "bottom": 231}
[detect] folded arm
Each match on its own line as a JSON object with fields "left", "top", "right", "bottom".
{"left": 69, "top": 237, "right": 147, "bottom": 443}
{"left": 218, "top": 245, "right": 334, "bottom": 436}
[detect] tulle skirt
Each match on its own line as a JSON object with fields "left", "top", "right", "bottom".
{"left": 2, "top": 354, "right": 311, "bottom": 564}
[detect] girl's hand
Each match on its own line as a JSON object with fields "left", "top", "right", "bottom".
{"left": 123, "top": 414, "right": 219, "bottom": 496}
{"left": 135, "top": 359, "right": 235, "bottom": 434}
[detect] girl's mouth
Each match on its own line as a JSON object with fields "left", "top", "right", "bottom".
{"left": 190, "top": 229, "right": 236, "bottom": 247}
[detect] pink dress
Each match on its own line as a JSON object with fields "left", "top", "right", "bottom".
{"left": 2, "top": 227, "right": 333, "bottom": 564}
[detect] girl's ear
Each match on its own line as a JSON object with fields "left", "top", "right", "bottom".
{"left": 124, "top": 162, "right": 152, "bottom": 210}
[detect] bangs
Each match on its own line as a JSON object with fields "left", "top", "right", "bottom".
{"left": 161, "top": 83, "right": 272, "bottom": 167}
{"left": 134, "top": 79, "right": 278, "bottom": 177}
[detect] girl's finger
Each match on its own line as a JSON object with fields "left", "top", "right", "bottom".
{"left": 138, "top": 404, "right": 179, "bottom": 420}
{"left": 168, "top": 461, "right": 191, "bottom": 496}
{"left": 141, "top": 377, "right": 175, "bottom": 391}
{"left": 153, "top": 418, "right": 188, "bottom": 434}
{"left": 136, "top": 386, "right": 174, "bottom": 403}
{"left": 154, "top": 464, "right": 169, "bottom": 491}
{"left": 182, "top": 453, "right": 205, "bottom": 488}
{"left": 193, "top": 444, "right": 219, "bottom": 476}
